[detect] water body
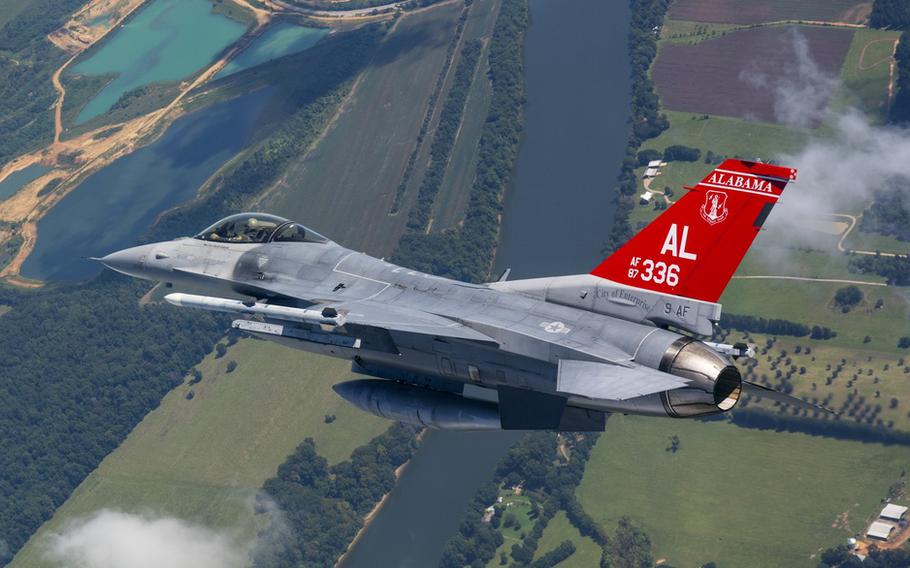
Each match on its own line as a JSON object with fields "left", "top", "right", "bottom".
{"left": 71, "top": 0, "right": 246, "bottom": 124}
{"left": 0, "top": 164, "right": 51, "bottom": 203}
{"left": 216, "top": 22, "right": 328, "bottom": 79}
{"left": 21, "top": 89, "right": 271, "bottom": 282}
{"left": 495, "top": 0, "right": 631, "bottom": 279}
{"left": 341, "top": 1, "right": 631, "bottom": 566}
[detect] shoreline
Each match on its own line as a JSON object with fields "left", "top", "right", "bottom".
{"left": 332, "top": 428, "right": 428, "bottom": 568}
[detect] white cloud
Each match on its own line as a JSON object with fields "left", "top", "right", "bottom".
{"left": 43, "top": 510, "right": 248, "bottom": 568}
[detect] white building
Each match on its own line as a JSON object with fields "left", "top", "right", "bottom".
{"left": 639, "top": 191, "right": 653, "bottom": 204}
{"left": 867, "top": 521, "right": 896, "bottom": 541}
{"left": 643, "top": 167, "right": 659, "bottom": 179}
{"left": 880, "top": 503, "right": 908, "bottom": 522}
{"left": 647, "top": 160, "right": 663, "bottom": 168}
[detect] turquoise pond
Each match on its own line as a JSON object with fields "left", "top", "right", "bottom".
{"left": 71, "top": 0, "right": 246, "bottom": 124}
{"left": 0, "top": 164, "right": 51, "bottom": 203}
{"left": 216, "top": 22, "right": 328, "bottom": 79}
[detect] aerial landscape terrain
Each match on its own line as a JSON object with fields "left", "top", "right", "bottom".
{"left": 0, "top": 0, "right": 909, "bottom": 567}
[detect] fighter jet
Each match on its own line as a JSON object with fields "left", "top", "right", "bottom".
{"left": 99, "top": 159, "right": 824, "bottom": 431}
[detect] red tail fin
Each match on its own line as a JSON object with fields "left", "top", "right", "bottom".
{"left": 592, "top": 159, "right": 796, "bottom": 303}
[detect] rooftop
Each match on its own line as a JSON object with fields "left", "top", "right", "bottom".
{"left": 867, "top": 521, "right": 896, "bottom": 541}
{"left": 881, "top": 504, "right": 908, "bottom": 521}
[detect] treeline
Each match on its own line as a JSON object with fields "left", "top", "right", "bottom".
{"left": 848, "top": 254, "right": 910, "bottom": 286}
{"left": 439, "top": 432, "right": 602, "bottom": 567}
{"left": 405, "top": 40, "right": 482, "bottom": 232}
{"left": 391, "top": 5, "right": 471, "bottom": 214}
{"left": 250, "top": 425, "right": 419, "bottom": 567}
{"left": 602, "top": 0, "right": 672, "bottom": 255}
{"left": 870, "top": 0, "right": 910, "bottom": 30}
{"left": 148, "top": 25, "right": 385, "bottom": 241}
{"left": 0, "top": 276, "right": 225, "bottom": 562}
{"left": 819, "top": 543, "right": 910, "bottom": 567}
{"left": 392, "top": 0, "right": 528, "bottom": 283}
{"left": 891, "top": 32, "right": 910, "bottom": 122}
{"left": 859, "top": 187, "right": 910, "bottom": 241}
{"left": 719, "top": 313, "right": 837, "bottom": 340}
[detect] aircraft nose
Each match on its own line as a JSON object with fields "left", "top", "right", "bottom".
{"left": 97, "top": 245, "right": 151, "bottom": 278}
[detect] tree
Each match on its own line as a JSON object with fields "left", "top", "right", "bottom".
{"left": 899, "top": 337, "right": 910, "bottom": 349}
{"left": 834, "top": 286, "right": 863, "bottom": 311}
{"left": 662, "top": 144, "right": 701, "bottom": 162}
{"left": 215, "top": 343, "right": 227, "bottom": 358}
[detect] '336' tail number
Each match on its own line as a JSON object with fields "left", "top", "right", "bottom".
{"left": 628, "top": 259, "right": 679, "bottom": 287}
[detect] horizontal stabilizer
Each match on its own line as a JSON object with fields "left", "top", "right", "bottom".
{"left": 743, "top": 381, "right": 836, "bottom": 414}
{"left": 557, "top": 359, "right": 690, "bottom": 401}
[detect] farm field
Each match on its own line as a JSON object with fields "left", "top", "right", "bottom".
{"left": 577, "top": 415, "right": 910, "bottom": 568}
{"left": 720, "top": 276, "right": 909, "bottom": 353}
{"left": 667, "top": 0, "right": 871, "bottom": 25}
{"left": 431, "top": 0, "right": 499, "bottom": 232}
{"left": 729, "top": 331, "right": 910, "bottom": 431}
{"left": 258, "top": 1, "right": 466, "bottom": 257}
{"left": 837, "top": 28, "right": 902, "bottom": 122}
{"left": 652, "top": 25, "right": 854, "bottom": 124}
{"left": 11, "top": 338, "right": 390, "bottom": 568}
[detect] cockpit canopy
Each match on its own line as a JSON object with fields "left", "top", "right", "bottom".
{"left": 194, "top": 213, "right": 328, "bottom": 244}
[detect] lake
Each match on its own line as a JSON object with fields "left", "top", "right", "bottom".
{"left": 20, "top": 89, "right": 271, "bottom": 282}
{"left": 0, "top": 164, "right": 51, "bottom": 203}
{"left": 216, "top": 22, "right": 328, "bottom": 79}
{"left": 71, "top": 0, "right": 247, "bottom": 124}
{"left": 340, "top": 0, "right": 632, "bottom": 566}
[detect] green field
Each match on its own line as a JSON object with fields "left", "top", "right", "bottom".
{"left": 843, "top": 229, "right": 910, "bottom": 256}
{"left": 577, "top": 415, "right": 910, "bottom": 568}
{"left": 259, "top": 1, "right": 466, "bottom": 257}
{"left": 432, "top": 0, "right": 499, "bottom": 232}
{"left": 720, "top": 277, "right": 909, "bottom": 353}
{"left": 531, "top": 511, "right": 602, "bottom": 568}
{"left": 484, "top": 488, "right": 536, "bottom": 567}
{"left": 11, "top": 338, "right": 390, "bottom": 567}
{"left": 836, "top": 28, "right": 901, "bottom": 123}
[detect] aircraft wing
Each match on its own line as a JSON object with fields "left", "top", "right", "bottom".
{"left": 331, "top": 300, "right": 499, "bottom": 346}
{"left": 556, "top": 359, "right": 690, "bottom": 400}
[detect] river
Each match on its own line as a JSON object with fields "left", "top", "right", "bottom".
{"left": 20, "top": 89, "right": 271, "bottom": 282}
{"left": 339, "top": 1, "right": 631, "bottom": 566}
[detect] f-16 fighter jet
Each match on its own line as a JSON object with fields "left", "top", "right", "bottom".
{"left": 99, "top": 159, "right": 824, "bottom": 431}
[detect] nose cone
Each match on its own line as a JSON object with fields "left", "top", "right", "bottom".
{"left": 98, "top": 244, "right": 153, "bottom": 279}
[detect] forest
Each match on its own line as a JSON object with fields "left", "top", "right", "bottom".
{"left": 0, "top": 0, "right": 82, "bottom": 165}
{"left": 870, "top": 0, "right": 910, "bottom": 31}
{"left": 859, "top": 186, "right": 910, "bottom": 242}
{"left": 0, "top": 276, "right": 224, "bottom": 562}
{"left": 848, "top": 254, "right": 910, "bottom": 286}
{"left": 250, "top": 425, "right": 419, "bottom": 567}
